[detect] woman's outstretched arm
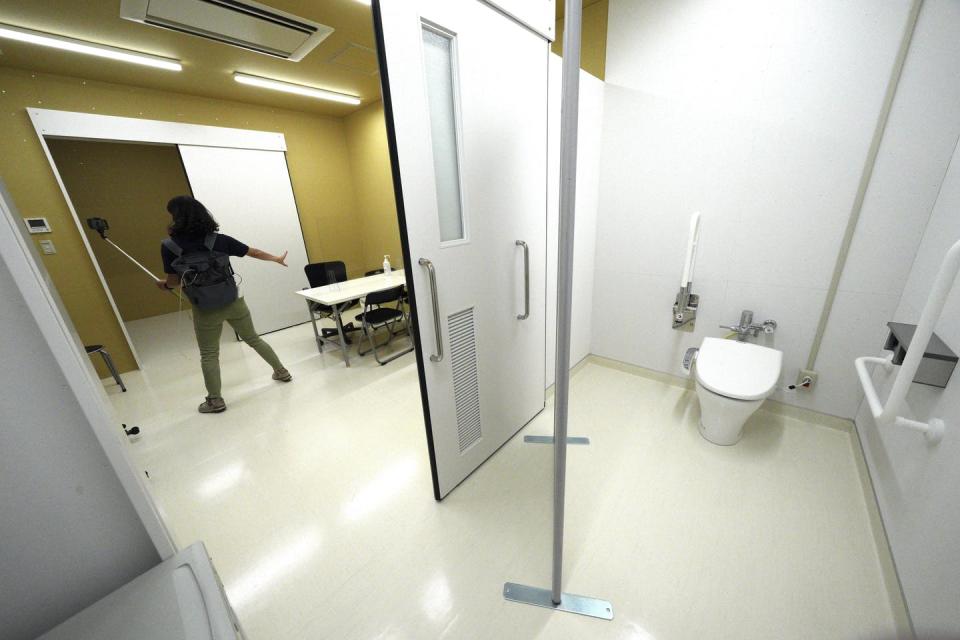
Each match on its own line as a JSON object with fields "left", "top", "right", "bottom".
{"left": 247, "top": 248, "right": 288, "bottom": 267}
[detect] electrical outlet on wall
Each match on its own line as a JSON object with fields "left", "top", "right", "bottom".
{"left": 794, "top": 369, "right": 817, "bottom": 391}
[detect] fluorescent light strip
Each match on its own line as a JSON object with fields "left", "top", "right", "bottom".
{"left": 233, "top": 73, "right": 361, "bottom": 106}
{"left": 0, "top": 23, "right": 181, "bottom": 72}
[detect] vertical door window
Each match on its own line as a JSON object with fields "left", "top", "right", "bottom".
{"left": 421, "top": 25, "right": 466, "bottom": 244}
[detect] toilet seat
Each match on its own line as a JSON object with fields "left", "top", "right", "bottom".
{"left": 695, "top": 337, "right": 782, "bottom": 400}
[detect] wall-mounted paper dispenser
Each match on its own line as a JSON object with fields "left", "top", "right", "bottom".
{"left": 884, "top": 321, "right": 957, "bottom": 388}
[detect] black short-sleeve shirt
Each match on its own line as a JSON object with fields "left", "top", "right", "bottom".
{"left": 161, "top": 233, "right": 249, "bottom": 274}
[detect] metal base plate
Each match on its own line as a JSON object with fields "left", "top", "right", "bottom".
{"left": 503, "top": 583, "right": 613, "bottom": 620}
{"left": 523, "top": 435, "right": 590, "bottom": 445}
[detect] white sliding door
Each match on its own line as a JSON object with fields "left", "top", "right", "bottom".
{"left": 376, "top": 0, "right": 549, "bottom": 499}
{"left": 178, "top": 146, "right": 310, "bottom": 334}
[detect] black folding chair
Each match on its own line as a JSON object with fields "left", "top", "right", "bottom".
{"left": 355, "top": 285, "right": 414, "bottom": 365}
{"left": 364, "top": 268, "right": 408, "bottom": 334}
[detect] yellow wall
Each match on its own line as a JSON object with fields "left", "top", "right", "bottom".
{"left": 344, "top": 101, "right": 403, "bottom": 274}
{"left": 0, "top": 66, "right": 365, "bottom": 375}
{"left": 553, "top": 0, "right": 609, "bottom": 80}
{"left": 46, "top": 140, "right": 189, "bottom": 323}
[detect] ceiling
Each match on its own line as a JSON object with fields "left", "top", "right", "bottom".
{"left": 0, "top": 0, "right": 381, "bottom": 117}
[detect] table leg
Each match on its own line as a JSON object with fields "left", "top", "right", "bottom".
{"left": 308, "top": 301, "right": 323, "bottom": 353}
{"left": 335, "top": 304, "right": 351, "bottom": 367}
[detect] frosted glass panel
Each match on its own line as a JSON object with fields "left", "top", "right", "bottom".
{"left": 421, "top": 27, "right": 465, "bottom": 243}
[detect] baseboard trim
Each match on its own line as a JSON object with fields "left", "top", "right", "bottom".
{"left": 544, "top": 354, "right": 592, "bottom": 399}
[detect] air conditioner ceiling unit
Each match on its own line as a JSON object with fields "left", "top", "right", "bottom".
{"left": 120, "top": 0, "right": 334, "bottom": 61}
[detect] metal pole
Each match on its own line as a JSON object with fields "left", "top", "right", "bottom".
{"left": 503, "top": 2, "right": 611, "bottom": 620}
{"left": 552, "top": 0, "right": 582, "bottom": 606}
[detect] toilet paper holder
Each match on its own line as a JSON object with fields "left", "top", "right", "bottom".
{"left": 884, "top": 321, "right": 956, "bottom": 389}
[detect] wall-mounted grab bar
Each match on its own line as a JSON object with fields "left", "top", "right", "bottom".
{"left": 854, "top": 237, "right": 960, "bottom": 445}
{"left": 673, "top": 211, "right": 701, "bottom": 329}
{"left": 680, "top": 211, "right": 701, "bottom": 289}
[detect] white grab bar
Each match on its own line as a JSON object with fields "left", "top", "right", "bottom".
{"left": 855, "top": 237, "right": 960, "bottom": 445}
{"left": 680, "top": 211, "right": 701, "bottom": 288}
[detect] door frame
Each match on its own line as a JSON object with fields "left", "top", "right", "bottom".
{"left": 26, "top": 107, "right": 291, "bottom": 366}
{"left": 0, "top": 178, "right": 176, "bottom": 558}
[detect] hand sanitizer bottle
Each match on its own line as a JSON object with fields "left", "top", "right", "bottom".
{"left": 382, "top": 254, "right": 392, "bottom": 275}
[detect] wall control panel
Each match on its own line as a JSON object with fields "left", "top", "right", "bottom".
{"left": 24, "top": 217, "right": 51, "bottom": 234}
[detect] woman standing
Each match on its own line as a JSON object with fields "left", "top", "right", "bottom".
{"left": 157, "top": 195, "right": 291, "bottom": 414}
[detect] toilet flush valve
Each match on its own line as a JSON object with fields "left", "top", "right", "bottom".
{"left": 682, "top": 347, "right": 699, "bottom": 373}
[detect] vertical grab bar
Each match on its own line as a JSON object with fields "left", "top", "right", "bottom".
{"left": 516, "top": 240, "right": 530, "bottom": 320}
{"left": 854, "top": 237, "right": 959, "bottom": 444}
{"left": 418, "top": 258, "right": 443, "bottom": 362}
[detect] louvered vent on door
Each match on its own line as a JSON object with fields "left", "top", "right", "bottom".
{"left": 448, "top": 307, "right": 482, "bottom": 453}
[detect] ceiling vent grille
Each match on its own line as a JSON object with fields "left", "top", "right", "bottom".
{"left": 120, "top": 0, "right": 334, "bottom": 61}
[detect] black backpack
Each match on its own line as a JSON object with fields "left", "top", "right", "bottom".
{"left": 162, "top": 233, "right": 238, "bottom": 310}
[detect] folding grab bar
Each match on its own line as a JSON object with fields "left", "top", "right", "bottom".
{"left": 854, "top": 237, "right": 960, "bottom": 444}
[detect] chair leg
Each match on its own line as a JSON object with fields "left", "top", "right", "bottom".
{"left": 357, "top": 321, "right": 379, "bottom": 356}
{"left": 99, "top": 348, "right": 126, "bottom": 392}
{"left": 372, "top": 321, "right": 414, "bottom": 365}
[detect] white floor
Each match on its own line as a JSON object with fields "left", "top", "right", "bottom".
{"left": 108, "top": 312, "right": 905, "bottom": 639}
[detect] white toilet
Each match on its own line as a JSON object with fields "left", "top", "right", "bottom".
{"left": 693, "top": 337, "right": 783, "bottom": 445}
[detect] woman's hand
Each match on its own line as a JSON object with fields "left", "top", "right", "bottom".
{"left": 155, "top": 279, "right": 169, "bottom": 290}
{"left": 248, "top": 247, "right": 288, "bottom": 266}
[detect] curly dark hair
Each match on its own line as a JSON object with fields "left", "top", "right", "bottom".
{"left": 166, "top": 195, "right": 219, "bottom": 238}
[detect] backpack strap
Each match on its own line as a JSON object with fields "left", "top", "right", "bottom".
{"left": 203, "top": 233, "right": 218, "bottom": 251}
{"left": 162, "top": 238, "right": 183, "bottom": 257}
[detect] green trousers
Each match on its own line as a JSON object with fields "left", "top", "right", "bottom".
{"left": 193, "top": 297, "right": 284, "bottom": 399}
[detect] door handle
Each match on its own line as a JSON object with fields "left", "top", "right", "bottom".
{"left": 516, "top": 240, "right": 530, "bottom": 320}
{"left": 418, "top": 258, "right": 443, "bottom": 362}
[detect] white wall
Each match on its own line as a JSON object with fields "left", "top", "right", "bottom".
{"left": 591, "top": 0, "right": 919, "bottom": 416}
{"left": 798, "top": 0, "right": 960, "bottom": 418}
{"left": 857, "top": 134, "right": 960, "bottom": 635}
{"left": 0, "top": 257, "right": 158, "bottom": 639}
{"left": 546, "top": 55, "right": 604, "bottom": 387}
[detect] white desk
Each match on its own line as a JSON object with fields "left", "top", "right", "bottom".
{"left": 296, "top": 269, "right": 407, "bottom": 366}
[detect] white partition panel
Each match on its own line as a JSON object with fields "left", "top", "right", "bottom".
{"left": 483, "top": 0, "right": 555, "bottom": 41}
{"left": 545, "top": 54, "right": 604, "bottom": 387}
{"left": 178, "top": 146, "right": 310, "bottom": 334}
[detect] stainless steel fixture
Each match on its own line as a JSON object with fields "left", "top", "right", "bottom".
{"left": 884, "top": 321, "right": 957, "bottom": 388}
{"left": 720, "top": 310, "right": 777, "bottom": 341}
{"left": 672, "top": 285, "right": 700, "bottom": 329}
{"left": 419, "top": 258, "right": 443, "bottom": 362}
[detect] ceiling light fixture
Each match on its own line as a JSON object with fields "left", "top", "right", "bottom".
{"left": 0, "top": 23, "right": 182, "bottom": 71}
{"left": 233, "top": 73, "right": 361, "bottom": 105}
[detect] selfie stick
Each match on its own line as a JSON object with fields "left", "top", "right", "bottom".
{"left": 86, "top": 217, "right": 180, "bottom": 297}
